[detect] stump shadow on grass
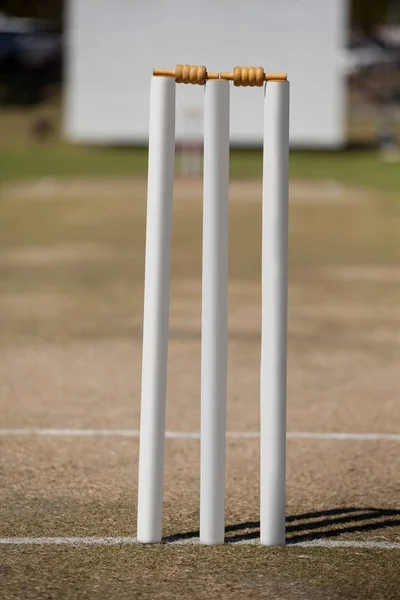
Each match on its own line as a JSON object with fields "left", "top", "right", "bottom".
{"left": 162, "top": 507, "right": 400, "bottom": 544}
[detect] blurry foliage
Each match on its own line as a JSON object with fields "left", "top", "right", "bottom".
{"left": 351, "top": 0, "right": 399, "bottom": 33}
{"left": 0, "top": 0, "right": 63, "bottom": 27}
{"left": 0, "top": 1, "right": 63, "bottom": 106}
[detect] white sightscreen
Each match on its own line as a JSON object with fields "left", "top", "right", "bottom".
{"left": 64, "top": 0, "right": 348, "bottom": 147}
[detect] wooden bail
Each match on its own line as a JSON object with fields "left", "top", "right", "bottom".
{"left": 153, "top": 65, "right": 288, "bottom": 85}
{"left": 153, "top": 65, "right": 219, "bottom": 85}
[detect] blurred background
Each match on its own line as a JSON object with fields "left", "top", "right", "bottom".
{"left": 1, "top": 0, "right": 400, "bottom": 396}
{"left": 0, "top": 0, "right": 399, "bottom": 166}
{"left": 0, "top": 3, "right": 399, "bottom": 347}
{"left": 1, "top": 4, "right": 400, "bottom": 596}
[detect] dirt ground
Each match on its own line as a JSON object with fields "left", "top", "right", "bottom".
{"left": 0, "top": 177, "right": 400, "bottom": 599}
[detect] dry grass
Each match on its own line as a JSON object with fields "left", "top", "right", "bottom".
{"left": 1, "top": 177, "right": 400, "bottom": 598}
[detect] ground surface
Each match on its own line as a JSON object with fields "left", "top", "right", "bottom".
{"left": 1, "top": 167, "right": 400, "bottom": 598}
{"left": 1, "top": 105, "right": 400, "bottom": 192}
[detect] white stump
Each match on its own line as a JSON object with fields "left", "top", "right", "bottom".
{"left": 137, "top": 76, "right": 176, "bottom": 543}
{"left": 260, "top": 81, "right": 290, "bottom": 546}
{"left": 200, "top": 79, "right": 230, "bottom": 545}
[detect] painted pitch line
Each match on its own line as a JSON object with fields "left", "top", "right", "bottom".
{"left": 0, "top": 537, "right": 399, "bottom": 549}
{"left": 0, "top": 429, "right": 400, "bottom": 441}
{"left": 288, "top": 432, "right": 400, "bottom": 441}
{"left": 291, "top": 540, "right": 400, "bottom": 549}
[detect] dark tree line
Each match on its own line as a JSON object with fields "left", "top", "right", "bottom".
{"left": 0, "top": 0, "right": 63, "bottom": 105}
{"left": 0, "top": 0, "right": 63, "bottom": 27}
{"left": 352, "top": 0, "right": 399, "bottom": 33}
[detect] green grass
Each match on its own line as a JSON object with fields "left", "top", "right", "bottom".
{"left": 232, "top": 149, "right": 400, "bottom": 193}
{"left": 289, "top": 151, "right": 400, "bottom": 194}
{"left": 0, "top": 145, "right": 399, "bottom": 193}
{"left": 0, "top": 145, "right": 148, "bottom": 182}
{"left": 1, "top": 103, "right": 400, "bottom": 192}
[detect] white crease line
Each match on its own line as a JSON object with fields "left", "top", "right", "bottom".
{"left": 288, "top": 432, "right": 400, "bottom": 441}
{"left": 0, "top": 537, "right": 399, "bottom": 549}
{"left": 0, "top": 537, "right": 139, "bottom": 546}
{"left": 291, "top": 540, "right": 400, "bottom": 549}
{"left": 0, "top": 429, "right": 399, "bottom": 441}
